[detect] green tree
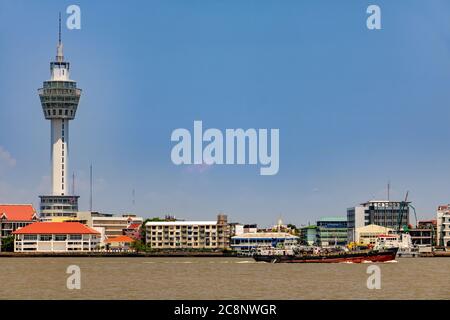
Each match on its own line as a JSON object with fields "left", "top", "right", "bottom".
{"left": 1, "top": 235, "right": 15, "bottom": 252}
{"left": 140, "top": 217, "right": 165, "bottom": 247}
{"left": 287, "top": 224, "right": 300, "bottom": 235}
{"left": 130, "top": 239, "right": 146, "bottom": 253}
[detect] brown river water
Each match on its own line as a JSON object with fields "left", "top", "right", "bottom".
{"left": 0, "top": 257, "right": 448, "bottom": 299}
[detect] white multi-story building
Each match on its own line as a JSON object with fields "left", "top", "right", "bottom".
{"left": 13, "top": 222, "right": 100, "bottom": 252}
{"left": 437, "top": 205, "right": 450, "bottom": 250}
{"left": 69, "top": 211, "right": 144, "bottom": 239}
{"left": 91, "top": 214, "right": 143, "bottom": 238}
{"left": 145, "top": 214, "right": 230, "bottom": 250}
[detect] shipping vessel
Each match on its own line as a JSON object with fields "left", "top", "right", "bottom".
{"left": 253, "top": 246, "right": 398, "bottom": 263}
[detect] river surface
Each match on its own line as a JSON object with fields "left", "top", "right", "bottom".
{"left": 0, "top": 257, "right": 448, "bottom": 299}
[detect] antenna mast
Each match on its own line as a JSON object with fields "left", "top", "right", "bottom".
{"left": 89, "top": 164, "right": 93, "bottom": 212}
{"left": 387, "top": 181, "right": 390, "bottom": 201}
{"left": 58, "top": 12, "right": 62, "bottom": 45}
{"left": 72, "top": 172, "right": 75, "bottom": 195}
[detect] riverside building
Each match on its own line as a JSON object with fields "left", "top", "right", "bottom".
{"left": 316, "top": 217, "right": 348, "bottom": 247}
{"left": 0, "top": 204, "right": 38, "bottom": 251}
{"left": 300, "top": 225, "right": 318, "bottom": 245}
{"left": 437, "top": 205, "right": 450, "bottom": 250}
{"left": 347, "top": 200, "right": 410, "bottom": 242}
{"left": 145, "top": 214, "right": 230, "bottom": 250}
{"left": 409, "top": 220, "right": 436, "bottom": 247}
{"left": 54, "top": 211, "right": 144, "bottom": 240}
{"left": 13, "top": 222, "right": 100, "bottom": 252}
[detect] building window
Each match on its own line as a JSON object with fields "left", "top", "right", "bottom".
{"left": 54, "top": 235, "right": 67, "bottom": 241}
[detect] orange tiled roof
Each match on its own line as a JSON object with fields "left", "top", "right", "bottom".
{"left": 13, "top": 222, "right": 99, "bottom": 235}
{"left": 0, "top": 204, "right": 36, "bottom": 221}
{"left": 126, "top": 223, "right": 141, "bottom": 230}
{"left": 105, "top": 235, "right": 134, "bottom": 243}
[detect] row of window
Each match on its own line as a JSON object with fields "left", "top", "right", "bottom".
{"left": 150, "top": 237, "right": 219, "bottom": 241}
{"left": 151, "top": 243, "right": 218, "bottom": 247}
{"left": 40, "top": 206, "right": 77, "bottom": 210}
{"left": 43, "top": 80, "right": 76, "bottom": 89}
{"left": 45, "top": 108, "right": 75, "bottom": 117}
{"left": 149, "top": 225, "right": 218, "bottom": 229}
{"left": 151, "top": 231, "right": 219, "bottom": 235}
{"left": 41, "top": 92, "right": 79, "bottom": 99}
{"left": 21, "top": 234, "right": 85, "bottom": 241}
{"left": 40, "top": 197, "right": 77, "bottom": 204}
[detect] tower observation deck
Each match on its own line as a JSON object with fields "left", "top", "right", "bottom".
{"left": 38, "top": 15, "right": 81, "bottom": 219}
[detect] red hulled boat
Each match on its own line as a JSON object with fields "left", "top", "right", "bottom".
{"left": 253, "top": 247, "right": 398, "bottom": 263}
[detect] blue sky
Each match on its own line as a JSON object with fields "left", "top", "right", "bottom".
{"left": 1, "top": 0, "right": 450, "bottom": 226}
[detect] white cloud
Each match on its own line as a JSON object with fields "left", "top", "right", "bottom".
{"left": 0, "top": 146, "right": 16, "bottom": 168}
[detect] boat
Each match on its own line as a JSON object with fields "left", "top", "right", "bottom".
{"left": 374, "top": 233, "right": 419, "bottom": 258}
{"left": 252, "top": 245, "right": 398, "bottom": 263}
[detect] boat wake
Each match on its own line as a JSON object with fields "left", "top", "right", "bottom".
{"left": 384, "top": 260, "right": 398, "bottom": 263}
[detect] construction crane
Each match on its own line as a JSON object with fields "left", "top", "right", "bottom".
{"left": 408, "top": 204, "right": 418, "bottom": 228}
{"left": 397, "top": 191, "right": 409, "bottom": 232}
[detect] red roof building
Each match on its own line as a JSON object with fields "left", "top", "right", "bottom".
{"left": 0, "top": 204, "right": 37, "bottom": 221}
{"left": 104, "top": 235, "right": 135, "bottom": 252}
{"left": 0, "top": 204, "right": 38, "bottom": 252}
{"left": 123, "top": 222, "right": 142, "bottom": 241}
{"left": 13, "top": 222, "right": 100, "bottom": 253}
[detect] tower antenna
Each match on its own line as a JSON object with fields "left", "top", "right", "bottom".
{"left": 58, "top": 12, "right": 62, "bottom": 45}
